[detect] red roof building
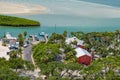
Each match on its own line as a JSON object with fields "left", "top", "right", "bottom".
{"left": 75, "top": 48, "right": 92, "bottom": 65}
{"left": 77, "top": 45, "right": 85, "bottom": 49}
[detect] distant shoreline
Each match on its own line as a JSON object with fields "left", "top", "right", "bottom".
{"left": 0, "top": 15, "right": 40, "bottom": 27}
{"left": 0, "top": 2, "right": 47, "bottom": 14}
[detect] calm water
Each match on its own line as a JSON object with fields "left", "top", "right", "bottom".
{"left": 0, "top": 0, "right": 120, "bottom": 37}
{"left": 80, "top": 0, "right": 120, "bottom": 7}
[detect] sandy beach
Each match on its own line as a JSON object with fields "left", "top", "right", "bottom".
{"left": 0, "top": 41, "right": 10, "bottom": 60}
{"left": 0, "top": 2, "right": 47, "bottom": 14}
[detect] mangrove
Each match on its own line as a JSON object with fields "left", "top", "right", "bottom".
{"left": 0, "top": 15, "right": 40, "bottom": 27}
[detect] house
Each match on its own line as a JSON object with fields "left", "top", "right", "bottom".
{"left": 75, "top": 48, "right": 92, "bottom": 65}
{"left": 65, "top": 37, "right": 84, "bottom": 46}
{"left": 2, "top": 32, "right": 17, "bottom": 45}
{"left": 65, "top": 37, "right": 92, "bottom": 65}
{"left": 77, "top": 45, "right": 85, "bottom": 49}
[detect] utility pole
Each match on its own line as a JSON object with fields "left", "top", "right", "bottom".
{"left": 55, "top": 24, "right": 56, "bottom": 33}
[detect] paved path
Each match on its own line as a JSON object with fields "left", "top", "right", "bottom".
{"left": 22, "top": 44, "right": 33, "bottom": 63}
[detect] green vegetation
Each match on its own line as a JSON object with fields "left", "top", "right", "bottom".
{"left": 0, "top": 58, "right": 32, "bottom": 80}
{"left": 71, "top": 30, "right": 120, "bottom": 57}
{"left": 2, "top": 41, "right": 6, "bottom": 46}
{"left": 23, "top": 31, "right": 27, "bottom": 39}
{"left": 83, "top": 56, "right": 120, "bottom": 80}
{"left": 33, "top": 30, "right": 120, "bottom": 80}
{"left": 0, "top": 44, "right": 34, "bottom": 80}
{"left": 18, "top": 33, "right": 24, "bottom": 46}
{"left": 0, "top": 30, "right": 119, "bottom": 79}
{"left": 0, "top": 15, "right": 40, "bottom": 27}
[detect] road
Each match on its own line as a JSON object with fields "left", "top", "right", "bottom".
{"left": 22, "top": 44, "right": 33, "bottom": 63}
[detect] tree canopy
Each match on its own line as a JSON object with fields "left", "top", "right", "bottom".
{"left": 33, "top": 30, "right": 120, "bottom": 79}
{"left": 0, "top": 15, "right": 40, "bottom": 27}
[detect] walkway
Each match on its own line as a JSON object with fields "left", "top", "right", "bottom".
{"left": 22, "top": 44, "right": 33, "bottom": 63}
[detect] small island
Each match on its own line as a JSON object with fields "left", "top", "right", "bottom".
{"left": 0, "top": 15, "right": 40, "bottom": 27}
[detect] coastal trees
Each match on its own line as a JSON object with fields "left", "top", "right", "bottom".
{"left": 18, "top": 33, "right": 24, "bottom": 46}
{"left": 82, "top": 56, "right": 120, "bottom": 80}
{"left": 24, "top": 61, "right": 34, "bottom": 71}
{"left": 38, "top": 61, "right": 83, "bottom": 79}
{"left": 33, "top": 43, "right": 60, "bottom": 64}
{"left": 70, "top": 31, "right": 85, "bottom": 40}
{"left": 23, "top": 31, "right": 27, "bottom": 39}
{"left": 0, "top": 67, "right": 30, "bottom": 80}
{"left": 0, "top": 15, "right": 40, "bottom": 27}
{"left": 63, "top": 45, "right": 77, "bottom": 63}
{"left": 32, "top": 31, "right": 120, "bottom": 79}
{"left": 33, "top": 40, "right": 81, "bottom": 79}
{"left": 17, "top": 47, "right": 22, "bottom": 58}
{"left": 62, "top": 30, "right": 67, "bottom": 38}
{"left": 8, "top": 45, "right": 34, "bottom": 72}
{"left": 2, "top": 41, "right": 6, "bottom": 46}
{"left": 9, "top": 58, "right": 24, "bottom": 72}
{"left": 115, "top": 30, "right": 120, "bottom": 42}
{"left": 71, "top": 31, "right": 120, "bottom": 57}
{"left": 9, "top": 47, "right": 22, "bottom": 58}
{"left": 49, "top": 32, "right": 66, "bottom": 43}
{"left": 9, "top": 50, "right": 18, "bottom": 58}
{"left": 9, "top": 56, "right": 34, "bottom": 72}
{"left": 0, "top": 58, "right": 30, "bottom": 80}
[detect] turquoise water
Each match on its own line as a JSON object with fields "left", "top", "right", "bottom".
{"left": 80, "top": 0, "right": 120, "bottom": 7}
{"left": 0, "top": 0, "right": 120, "bottom": 37}
{"left": 0, "top": 25, "right": 119, "bottom": 38}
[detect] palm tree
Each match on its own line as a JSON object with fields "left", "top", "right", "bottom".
{"left": 9, "top": 58, "right": 24, "bottom": 72}
{"left": 115, "top": 30, "right": 120, "bottom": 42}
{"left": 17, "top": 47, "right": 22, "bottom": 58}
{"left": 23, "top": 31, "right": 27, "bottom": 39}
{"left": 63, "top": 30, "right": 67, "bottom": 38}
{"left": 9, "top": 51, "right": 17, "bottom": 58}
{"left": 18, "top": 33, "right": 24, "bottom": 46}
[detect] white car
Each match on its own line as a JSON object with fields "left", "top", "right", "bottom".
{"left": 23, "top": 44, "right": 28, "bottom": 48}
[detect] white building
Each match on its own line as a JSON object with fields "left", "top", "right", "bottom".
{"left": 75, "top": 47, "right": 91, "bottom": 58}
{"left": 2, "top": 32, "right": 17, "bottom": 45}
{"left": 6, "top": 32, "right": 17, "bottom": 40}
{"left": 65, "top": 37, "right": 84, "bottom": 46}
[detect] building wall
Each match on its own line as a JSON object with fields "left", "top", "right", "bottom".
{"left": 78, "top": 55, "right": 91, "bottom": 65}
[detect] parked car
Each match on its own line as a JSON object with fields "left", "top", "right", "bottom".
{"left": 23, "top": 44, "right": 28, "bottom": 48}
{"left": 9, "top": 45, "right": 18, "bottom": 50}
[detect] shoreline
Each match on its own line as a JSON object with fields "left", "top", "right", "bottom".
{"left": 0, "top": 2, "right": 47, "bottom": 14}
